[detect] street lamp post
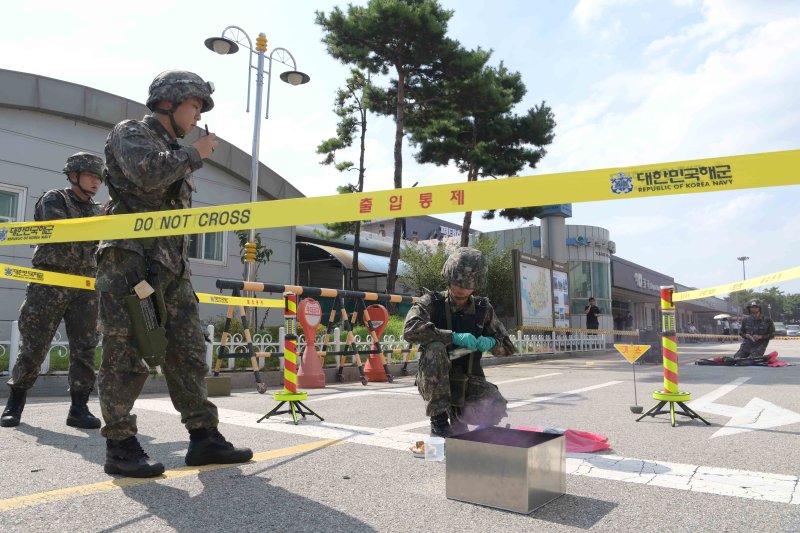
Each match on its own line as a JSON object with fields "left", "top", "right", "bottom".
{"left": 736, "top": 256, "right": 749, "bottom": 280}
{"left": 205, "top": 26, "right": 310, "bottom": 286}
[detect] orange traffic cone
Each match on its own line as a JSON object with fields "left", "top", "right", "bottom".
{"left": 362, "top": 304, "right": 393, "bottom": 383}
{"left": 297, "top": 298, "right": 326, "bottom": 388}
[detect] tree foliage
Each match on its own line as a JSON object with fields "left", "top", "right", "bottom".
{"left": 399, "top": 235, "right": 515, "bottom": 317}
{"left": 316, "top": 70, "right": 371, "bottom": 289}
{"left": 726, "top": 286, "right": 800, "bottom": 322}
{"left": 409, "top": 56, "right": 556, "bottom": 244}
{"left": 316, "top": 0, "right": 463, "bottom": 293}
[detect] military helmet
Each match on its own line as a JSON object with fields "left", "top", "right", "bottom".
{"left": 441, "top": 247, "right": 487, "bottom": 290}
{"left": 146, "top": 70, "right": 215, "bottom": 112}
{"left": 62, "top": 152, "right": 104, "bottom": 179}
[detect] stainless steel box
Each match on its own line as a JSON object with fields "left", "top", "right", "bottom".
{"left": 446, "top": 426, "right": 566, "bottom": 514}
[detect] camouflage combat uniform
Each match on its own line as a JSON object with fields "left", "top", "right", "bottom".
{"left": 8, "top": 188, "right": 100, "bottom": 392}
{"left": 734, "top": 314, "right": 775, "bottom": 359}
{"left": 97, "top": 114, "right": 217, "bottom": 440}
{"left": 404, "top": 289, "right": 514, "bottom": 425}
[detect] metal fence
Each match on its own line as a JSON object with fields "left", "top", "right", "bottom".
{"left": 0, "top": 321, "right": 612, "bottom": 375}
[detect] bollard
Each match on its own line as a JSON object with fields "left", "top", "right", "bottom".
{"left": 257, "top": 292, "right": 323, "bottom": 425}
{"left": 635, "top": 286, "right": 710, "bottom": 427}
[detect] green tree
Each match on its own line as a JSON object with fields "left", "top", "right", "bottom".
{"left": 316, "top": 0, "right": 462, "bottom": 293}
{"left": 316, "top": 69, "right": 371, "bottom": 290}
{"left": 399, "top": 235, "right": 514, "bottom": 317}
{"left": 410, "top": 58, "right": 556, "bottom": 245}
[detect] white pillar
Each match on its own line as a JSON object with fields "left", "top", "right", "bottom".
{"left": 205, "top": 324, "right": 214, "bottom": 374}
{"left": 9, "top": 320, "right": 20, "bottom": 374}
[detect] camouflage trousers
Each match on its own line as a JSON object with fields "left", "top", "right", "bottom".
{"left": 96, "top": 248, "right": 218, "bottom": 440}
{"left": 734, "top": 339, "right": 770, "bottom": 359}
{"left": 8, "top": 282, "right": 99, "bottom": 392}
{"left": 416, "top": 341, "right": 507, "bottom": 426}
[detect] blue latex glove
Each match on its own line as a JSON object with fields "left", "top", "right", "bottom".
{"left": 476, "top": 336, "right": 497, "bottom": 353}
{"left": 451, "top": 332, "right": 478, "bottom": 351}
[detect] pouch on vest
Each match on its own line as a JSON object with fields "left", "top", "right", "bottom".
{"left": 123, "top": 280, "right": 167, "bottom": 368}
{"left": 450, "top": 372, "right": 469, "bottom": 410}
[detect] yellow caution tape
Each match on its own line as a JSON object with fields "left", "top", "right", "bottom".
{"left": 1, "top": 263, "right": 95, "bottom": 290}
{"left": 0, "top": 263, "right": 282, "bottom": 308}
{"left": 0, "top": 149, "right": 797, "bottom": 246}
{"left": 673, "top": 265, "right": 800, "bottom": 301}
{"left": 195, "top": 292, "right": 283, "bottom": 308}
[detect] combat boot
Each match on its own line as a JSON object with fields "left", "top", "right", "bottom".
{"left": 430, "top": 412, "right": 451, "bottom": 438}
{"left": 185, "top": 427, "right": 253, "bottom": 466}
{"left": 66, "top": 389, "right": 101, "bottom": 429}
{"left": 1, "top": 386, "right": 28, "bottom": 427}
{"left": 105, "top": 436, "right": 165, "bottom": 478}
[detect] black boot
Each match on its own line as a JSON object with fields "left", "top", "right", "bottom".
{"left": 66, "top": 389, "right": 101, "bottom": 429}
{"left": 430, "top": 412, "right": 451, "bottom": 438}
{"left": 105, "top": 436, "right": 165, "bottom": 478}
{"left": 1, "top": 386, "right": 27, "bottom": 427}
{"left": 185, "top": 427, "right": 253, "bottom": 466}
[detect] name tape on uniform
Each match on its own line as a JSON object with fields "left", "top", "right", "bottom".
{"left": 673, "top": 265, "right": 800, "bottom": 301}
{"left": 0, "top": 149, "right": 798, "bottom": 246}
{"left": 0, "top": 263, "right": 283, "bottom": 308}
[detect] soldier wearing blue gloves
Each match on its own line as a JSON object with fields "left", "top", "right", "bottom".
{"left": 403, "top": 247, "right": 515, "bottom": 437}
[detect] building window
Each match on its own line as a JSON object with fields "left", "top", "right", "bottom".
{"left": 0, "top": 183, "right": 26, "bottom": 223}
{"left": 188, "top": 232, "right": 226, "bottom": 264}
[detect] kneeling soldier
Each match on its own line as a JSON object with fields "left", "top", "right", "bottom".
{"left": 404, "top": 247, "right": 515, "bottom": 437}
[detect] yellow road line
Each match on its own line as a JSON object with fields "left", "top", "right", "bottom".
{"left": 0, "top": 438, "right": 341, "bottom": 513}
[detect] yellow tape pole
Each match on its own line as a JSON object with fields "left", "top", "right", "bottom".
{"left": 1, "top": 149, "right": 798, "bottom": 246}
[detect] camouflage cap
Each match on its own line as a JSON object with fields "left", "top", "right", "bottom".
{"left": 441, "top": 247, "right": 487, "bottom": 290}
{"left": 62, "top": 152, "right": 104, "bottom": 178}
{"left": 146, "top": 70, "right": 214, "bottom": 112}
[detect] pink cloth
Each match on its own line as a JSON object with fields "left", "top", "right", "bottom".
{"left": 515, "top": 426, "right": 611, "bottom": 453}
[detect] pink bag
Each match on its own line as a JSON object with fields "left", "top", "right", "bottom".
{"left": 515, "top": 426, "right": 611, "bottom": 453}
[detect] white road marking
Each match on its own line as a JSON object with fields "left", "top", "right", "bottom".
{"left": 302, "top": 372, "right": 564, "bottom": 403}
{"left": 689, "top": 377, "right": 800, "bottom": 438}
{"left": 132, "top": 396, "right": 800, "bottom": 505}
{"left": 507, "top": 381, "right": 623, "bottom": 409}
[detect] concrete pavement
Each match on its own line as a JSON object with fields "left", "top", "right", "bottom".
{"left": 1, "top": 341, "right": 799, "bottom": 532}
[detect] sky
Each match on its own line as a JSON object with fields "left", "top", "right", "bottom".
{"left": 2, "top": 0, "right": 799, "bottom": 294}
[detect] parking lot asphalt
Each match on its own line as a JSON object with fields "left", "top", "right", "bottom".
{"left": 1, "top": 340, "right": 799, "bottom": 532}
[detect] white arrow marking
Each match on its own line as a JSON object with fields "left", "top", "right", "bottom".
{"left": 689, "top": 377, "right": 800, "bottom": 438}
{"left": 711, "top": 397, "right": 800, "bottom": 438}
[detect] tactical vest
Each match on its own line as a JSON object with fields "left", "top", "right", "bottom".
{"left": 430, "top": 291, "right": 488, "bottom": 377}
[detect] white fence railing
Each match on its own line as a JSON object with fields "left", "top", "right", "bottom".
{"left": 1, "top": 322, "right": 611, "bottom": 376}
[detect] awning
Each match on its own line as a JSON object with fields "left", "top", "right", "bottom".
{"left": 297, "top": 242, "right": 407, "bottom": 275}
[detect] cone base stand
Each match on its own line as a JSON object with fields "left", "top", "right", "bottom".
{"left": 635, "top": 390, "right": 710, "bottom": 427}
{"left": 364, "top": 355, "right": 393, "bottom": 383}
{"left": 258, "top": 390, "right": 323, "bottom": 425}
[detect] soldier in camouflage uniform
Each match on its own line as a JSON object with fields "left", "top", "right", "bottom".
{"left": 734, "top": 300, "right": 775, "bottom": 361}
{"left": 97, "top": 70, "right": 251, "bottom": 478}
{"left": 1, "top": 153, "right": 104, "bottom": 429}
{"left": 404, "top": 247, "right": 515, "bottom": 437}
